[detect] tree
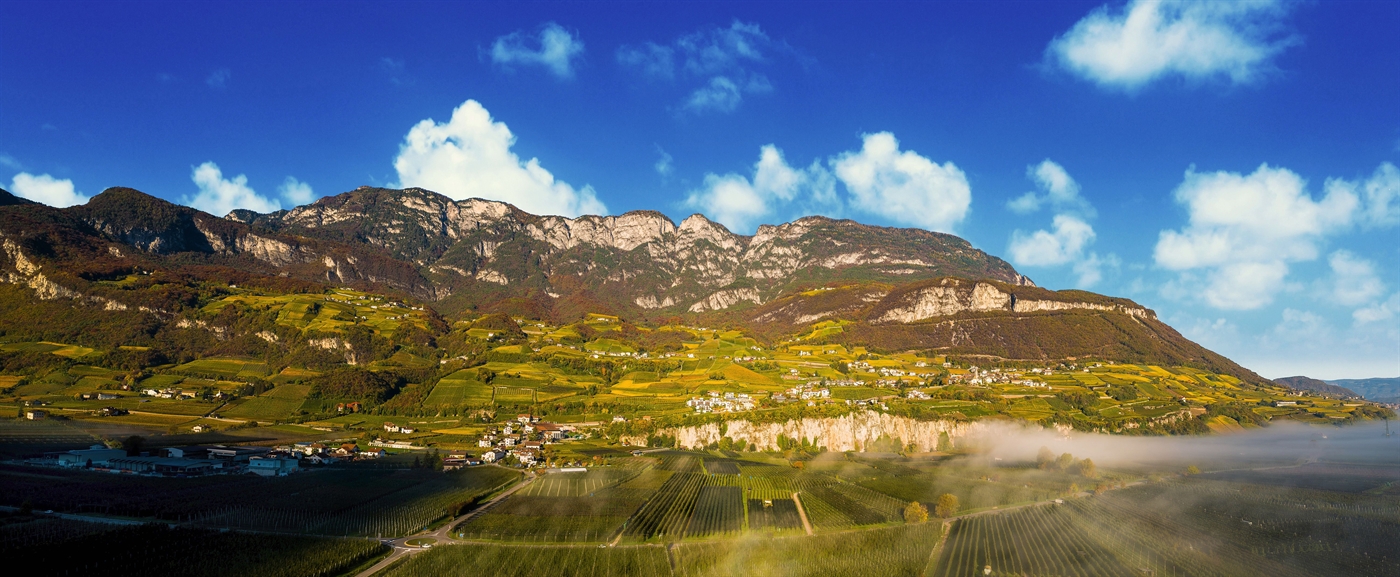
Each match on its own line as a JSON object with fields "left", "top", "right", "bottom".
{"left": 1186, "top": 465, "right": 1200, "bottom": 475}
{"left": 122, "top": 435, "right": 145, "bottom": 456}
{"left": 1077, "top": 458, "right": 1098, "bottom": 479}
{"left": 934, "top": 493, "right": 960, "bottom": 518}
{"left": 904, "top": 501, "right": 929, "bottom": 524}
{"left": 1056, "top": 452, "right": 1075, "bottom": 472}
{"left": 937, "top": 431, "right": 953, "bottom": 452}
{"left": 1036, "top": 446, "right": 1055, "bottom": 469}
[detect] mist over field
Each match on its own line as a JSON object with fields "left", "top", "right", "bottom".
{"left": 966, "top": 420, "right": 1400, "bottom": 469}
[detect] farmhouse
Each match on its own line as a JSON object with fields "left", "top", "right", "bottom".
{"left": 25, "top": 409, "right": 47, "bottom": 420}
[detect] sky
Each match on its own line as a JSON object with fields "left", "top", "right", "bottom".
{"left": 2, "top": 0, "right": 1397, "bottom": 379}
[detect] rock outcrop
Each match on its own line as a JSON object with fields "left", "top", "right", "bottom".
{"left": 668, "top": 411, "right": 990, "bottom": 452}
{"left": 869, "top": 277, "right": 1155, "bottom": 324}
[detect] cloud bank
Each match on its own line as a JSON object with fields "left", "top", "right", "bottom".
{"left": 684, "top": 133, "right": 969, "bottom": 234}
{"left": 1154, "top": 163, "right": 1362, "bottom": 310}
{"left": 393, "top": 99, "right": 606, "bottom": 217}
{"left": 1048, "top": 0, "right": 1295, "bottom": 90}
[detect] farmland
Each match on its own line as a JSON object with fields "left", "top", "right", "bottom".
{"left": 0, "top": 291, "right": 1397, "bottom": 576}
{"left": 0, "top": 518, "right": 388, "bottom": 577}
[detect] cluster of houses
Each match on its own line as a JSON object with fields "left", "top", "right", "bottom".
{"left": 777, "top": 384, "right": 830, "bottom": 403}
{"left": 473, "top": 415, "right": 575, "bottom": 467}
{"left": 140, "top": 387, "right": 216, "bottom": 400}
{"left": 382, "top": 422, "right": 417, "bottom": 434}
{"left": 948, "top": 366, "right": 1041, "bottom": 387}
{"left": 685, "top": 391, "right": 755, "bottom": 413}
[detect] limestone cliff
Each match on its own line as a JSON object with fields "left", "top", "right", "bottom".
{"left": 667, "top": 411, "right": 990, "bottom": 452}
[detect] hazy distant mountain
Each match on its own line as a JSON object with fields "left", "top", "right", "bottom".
{"left": 0, "top": 185, "right": 1267, "bottom": 383}
{"left": 1273, "top": 376, "right": 1361, "bottom": 399}
{"left": 1327, "top": 377, "right": 1400, "bottom": 404}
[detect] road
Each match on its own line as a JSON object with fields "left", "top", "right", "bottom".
{"left": 354, "top": 468, "right": 537, "bottom": 577}
{"left": 791, "top": 492, "right": 814, "bottom": 536}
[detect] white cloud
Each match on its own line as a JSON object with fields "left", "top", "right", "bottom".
{"left": 684, "top": 144, "right": 836, "bottom": 233}
{"left": 832, "top": 132, "right": 970, "bottom": 233}
{"left": 619, "top": 21, "right": 788, "bottom": 114}
{"left": 1009, "top": 214, "right": 1096, "bottom": 267}
{"left": 206, "top": 68, "right": 231, "bottom": 89}
{"left": 1326, "top": 250, "right": 1385, "bottom": 307}
{"left": 0, "top": 154, "right": 21, "bottom": 171}
{"left": 185, "top": 162, "right": 281, "bottom": 216}
{"left": 393, "top": 99, "right": 606, "bottom": 217}
{"left": 490, "top": 22, "right": 584, "bottom": 80}
{"left": 1007, "top": 159, "right": 1094, "bottom": 216}
{"left": 1354, "top": 292, "right": 1400, "bottom": 324}
{"left": 1327, "top": 161, "right": 1400, "bottom": 228}
{"left": 9, "top": 173, "right": 89, "bottom": 207}
{"left": 1154, "top": 163, "right": 1360, "bottom": 310}
{"left": 1006, "top": 160, "right": 1108, "bottom": 287}
{"left": 278, "top": 176, "right": 315, "bottom": 206}
{"left": 1048, "top": 0, "right": 1294, "bottom": 90}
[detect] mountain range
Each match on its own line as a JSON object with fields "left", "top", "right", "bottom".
{"left": 0, "top": 185, "right": 1267, "bottom": 383}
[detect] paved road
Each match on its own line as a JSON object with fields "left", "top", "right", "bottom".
{"left": 355, "top": 468, "right": 537, "bottom": 577}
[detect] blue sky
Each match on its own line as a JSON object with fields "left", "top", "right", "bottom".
{"left": 2, "top": 0, "right": 1397, "bottom": 379}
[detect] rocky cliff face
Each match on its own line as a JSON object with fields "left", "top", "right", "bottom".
{"left": 867, "top": 278, "right": 1155, "bottom": 324}
{"left": 232, "top": 186, "right": 1030, "bottom": 316}
{"left": 666, "top": 411, "right": 988, "bottom": 452}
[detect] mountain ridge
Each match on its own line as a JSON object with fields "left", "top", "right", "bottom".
{"left": 0, "top": 185, "right": 1265, "bottom": 384}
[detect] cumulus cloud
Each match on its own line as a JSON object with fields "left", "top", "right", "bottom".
{"left": 1154, "top": 163, "right": 1360, "bottom": 309}
{"left": 185, "top": 162, "right": 281, "bottom": 216}
{"left": 832, "top": 132, "right": 971, "bottom": 232}
{"left": 206, "top": 68, "right": 231, "bottom": 89}
{"left": 618, "top": 21, "right": 789, "bottom": 114}
{"left": 393, "top": 99, "right": 606, "bottom": 217}
{"left": 684, "top": 145, "right": 836, "bottom": 233}
{"left": 490, "top": 22, "right": 584, "bottom": 80}
{"left": 1009, "top": 214, "right": 1096, "bottom": 267}
{"left": 9, "top": 173, "right": 89, "bottom": 207}
{"left": 1005, "top": 160, "right": 1111, "bottom": 288}
{"left": 1048, "top": 0, "right": 1295, "bottom": 90}
{"left": 278, "top": 176, "right": 315, "bottom": 206}
{"left": 1007, "top": 159, "right": 1095, "bottom": 217}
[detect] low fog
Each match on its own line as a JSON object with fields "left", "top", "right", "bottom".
{"left": 961, "top": 420, "right": 1400, "bottom": 470}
